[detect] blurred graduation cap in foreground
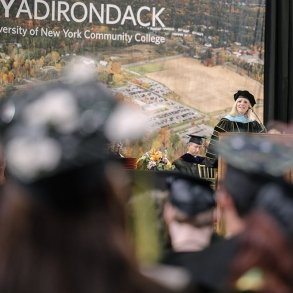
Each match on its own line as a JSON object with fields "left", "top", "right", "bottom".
{"left": 128, "top": 170, "right": 215, "bottom": 217}
{"left": 215, "top": 134, "right": 293, "bottom": 216}
{"left": 0, "top": 65, "right": 148, "bottom": 185}
{"left": 166, "top": 172, "right": 215, "bottom": 217}
{"left": 0, "top": 60, "right": 149, "bottom": 212}
{"left": 216, "top": 134, "right": 293, "bottom": 177}
{"left": 255, "top": 180, "right": 293, "bottom": 238}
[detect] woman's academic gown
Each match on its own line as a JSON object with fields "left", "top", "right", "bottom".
{"left": 205, "top": 118, "right": 265, "bottom": 167}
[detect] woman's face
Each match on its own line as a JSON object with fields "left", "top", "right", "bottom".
{"left": 236, "top": 97, "right": 251, "bottom": 115}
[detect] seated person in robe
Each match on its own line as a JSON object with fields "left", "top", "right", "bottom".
{"left": 173, "top": 135, "right": 206, "bottom": 176}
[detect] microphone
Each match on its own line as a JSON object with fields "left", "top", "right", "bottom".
{"left": 249, "top": 107, "right": 267, "bottom": 132}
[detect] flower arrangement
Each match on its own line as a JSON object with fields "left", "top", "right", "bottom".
{"left": 136, "top": 149, "right": 174, "bottom": 171}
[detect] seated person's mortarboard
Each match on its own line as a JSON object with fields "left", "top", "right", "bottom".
{"left": 188, "top": 135, "right": 205, "bottom": 145}
{"left": 166, "top": 173, "right": 215, "bottom": 217}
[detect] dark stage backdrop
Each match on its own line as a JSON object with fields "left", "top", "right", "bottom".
{"left": 264, "top": 0, "right": 293, "bottom": 124}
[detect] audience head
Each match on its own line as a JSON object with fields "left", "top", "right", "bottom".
{"left": 166, "top": 173, "right": 215, "bottom": 222}
{"left": 230, "top": 179, "right": 293, "bottom": 293}
{"left": 215, "top": 134, "right": 293, "bottom": 238}
{"left": 163, "top": 172, "right": 215, "bottom": 252}
{"left": 254, "top": 180, "right": 293, "bottom": 239}
{"left": 216, "top": 134, "right": 293, "bottom": 218}
{"left": 214, "top": 133, "right": 293, "bottom": 292}
{"left": 1, "top": 77, "right": 133, "bottom": 210}
{"left": 0, "top": 67, "right": 170, "bottom": 293}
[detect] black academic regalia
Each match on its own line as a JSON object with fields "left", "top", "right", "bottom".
{"left": 180, "top": 153, "right": 205, "bottom": 164}
{"left": 161, "top": 237, "right": 240, "bottom": 292}
{"left": 205, "top": 118, "right": 265, "bottom": 167}
{"left": 172, "top": 154, "right": 205, "bottom": 177}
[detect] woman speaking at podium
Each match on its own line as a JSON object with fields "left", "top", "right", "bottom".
{"left": 205, "top": 90, "right": 266, "bottom": 168}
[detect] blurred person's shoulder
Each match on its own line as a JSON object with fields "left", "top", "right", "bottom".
{"left": 184, "top": 236, "right": 241, "bottom": 292}
{"left": 140, "top": 264, "right": 195, "bottom": 293}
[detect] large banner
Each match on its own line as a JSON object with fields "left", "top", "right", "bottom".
{"left": 0, "top": 0, "right": 265, "bottom": 162}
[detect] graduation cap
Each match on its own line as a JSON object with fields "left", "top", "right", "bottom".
{"left": 188, "top": 134, "right": 205, "bottom": 145}
{"left": 0, "top": 79, "right": 118, "bottom": 184}
{"left": 215, "top": 134, "right": 293, "bottom": 216}
{"left": 216, "top": 134, "right": 293, "bottom": 177}
{"left": 166, "top": 172, "right": 215, "bottom": 217}
{"left": 234, "top": 90, "right": 256, "bottom": 107}
{"left": 221, "top": 165, "right": 275, "bottom": 216}
{"left": 255, "top": 180, "right": 293, "bottom": 237}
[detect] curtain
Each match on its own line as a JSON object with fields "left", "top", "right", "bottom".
{"left": 264, "top": 0, "right": 293, "bottom": 124}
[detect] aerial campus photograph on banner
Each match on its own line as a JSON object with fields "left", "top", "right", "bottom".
{"left": 0, "top": 0, "right": 265, "bottom": 161}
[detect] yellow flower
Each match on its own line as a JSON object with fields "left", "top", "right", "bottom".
{"left": 150, "top": 150, "right": 162, "bottom": 161}
{"left": 136, "top": 149, "right": 174, "bottom": 171}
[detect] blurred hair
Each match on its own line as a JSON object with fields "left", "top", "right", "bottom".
{"left": 0, "top": 168, "right": 126, "bottom": 291}
{"left": 222, "top": 166, "right": 274, "bottom": 218}
{"left": 172, "top": 208, "right": 214, "bottom": 228}
{"left": 0, "top": 165, "right": 171, "bottom": 293}
{"left": 267, "top": 121, "right": 287, "bottom": 134}
{"left": 229, "top": 211, "right": 293, "bottom": 293}
{"left": 0, "top": 70, "right": 174, "bottom": 293}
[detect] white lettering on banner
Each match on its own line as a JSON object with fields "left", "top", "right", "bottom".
{"left": 0, "top": 24, "right": 167, "bottom": 44}
{"left": 57, "top": 1, "right": 70, "bottom": 22}
{"left": 0, "top": 25, "right": 28, "bottom": 36}
{"left": 121, "top": 5, "right": 136, "bottom": 26}
{"left": 105, "top": 4, "right": 121, "bottom": 25}
{"left": 16, "top": 0, "right": 32, "bottom": 18}
{"left": 82, "top": 31, "right": 166, "bottom": 45}
{"left": 0, "top": 0, "right": 166, "bottom": 27}
{"left": 63, "top": 28, "right": 82, "bottom": 39}
{"left": 137, "top": 6, "right": 150, "bottom": 27}
{"left": 84, "top": 31, "right": 133, "bottom": 43}
{"left": 41, "top": 27, "right": 61, "bottom": 37}
{"left": 1, "top": 0, "right": 15, "bottom": 18}
{"left": 135, "top": 33, "right": 166, "bottom": 45}
{"left": 34, "top": 0, "right": 49, "bottom": 20}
